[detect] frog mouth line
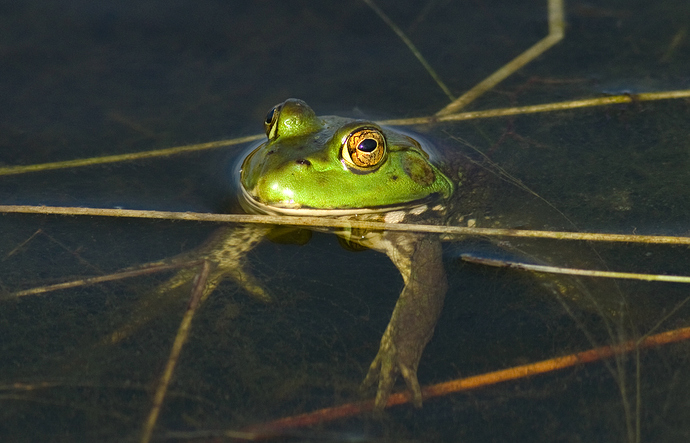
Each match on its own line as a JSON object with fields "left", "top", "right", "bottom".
{"left": 238, "top": 184, "right": 418, "bottom": 217}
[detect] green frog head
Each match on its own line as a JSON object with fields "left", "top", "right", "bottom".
{"left": 239, "top": 99, "right": 453, "bottom": 215}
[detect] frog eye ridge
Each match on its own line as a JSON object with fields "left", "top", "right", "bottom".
{"left": 342, "top": 127, "right": 387, "bottom": 170}
{"left": 264, "top": 103, "right": 281, "bottom": 138}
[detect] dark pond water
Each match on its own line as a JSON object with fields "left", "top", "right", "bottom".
{"left": 1, "top": 1, "right": 690, "bottom": 441}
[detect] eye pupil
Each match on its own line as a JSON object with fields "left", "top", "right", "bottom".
{"left": 342, "top": 127, "right": 386, "bottom": 170}
{"left": 264, "top": 104, "right": 282, "bottom": 138}
{"left": 358, "top": 138, "right": 377, "bottom": 152}
{"left": 265, "top": 106, "right": 276, "bottom": 125}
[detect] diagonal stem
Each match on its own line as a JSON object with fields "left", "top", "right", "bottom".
{"left": 139, "top": 260, "right": 210, "bottom": 443}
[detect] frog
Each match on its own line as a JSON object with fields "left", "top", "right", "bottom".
{"left": 240, "top": 98, "right": 455, "bottom": 409}
{"left": 114, "top": 98, "right": 620, "bottom": 414}
{"left": 139, "top": 98, "right": 456, "bottom": 412}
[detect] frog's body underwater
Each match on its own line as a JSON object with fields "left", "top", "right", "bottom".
{"left": 159, "top": 98, "right": 455, "bottom": 411}
{"left": 116, "top": 98, "right": 624, "bottom": 416}
{"left": 142, "top": 99, "right": 617, "bottom": 413}
{"left": 244, "top": 98, "right": 454, "bottom": 408}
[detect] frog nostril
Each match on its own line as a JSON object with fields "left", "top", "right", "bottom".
{"left": 295, "top": 159, "right": 311, "bottom": 166}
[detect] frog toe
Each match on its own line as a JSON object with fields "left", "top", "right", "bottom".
{"left": 373, "top": 354, "right": 398, "bottom": 411}
{"left": 399, "top": 363, "right": 423, "bottom": 408}
{"left": 361, "top": 339, "right": 424, "bottom": 411}
{"left": 227, "top": 265, "right": 272, "bottom": 303}
{"left": 361, "top": 353, "right": 382, "bottom": 391}
{"left": 361, "top": 345, "right": 397, "bottom": 411}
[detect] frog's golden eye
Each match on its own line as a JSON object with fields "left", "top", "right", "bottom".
{"left": 264, "top": 104, "right": 281, "bottom": 139}
{"left": 342, "top": 127, "right": 387, "bottom": 170}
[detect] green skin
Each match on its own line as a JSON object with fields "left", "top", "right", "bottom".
{"left": 240, "top": 99, "right": 453, "bottom": 212}
{"left": 153, "top": 99, "right": 454, "bottom": 412}
{"left": 120, "top": 99, "right": 611, "bottom": 413}
{"left": 232, "top": 100, "right": 618, "bottom": 412}
{"left": 238, "top": 99, "right": 453, "bottom": 410}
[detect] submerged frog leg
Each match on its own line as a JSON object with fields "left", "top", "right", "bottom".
{"left": 361, "top": 233, "right": 446, "bottom": 410}
{"left": 109, "top": 224, "right": 270, "bottom": 343}
{"left": 181, "top": 225, "right": 273, "bottom": 304}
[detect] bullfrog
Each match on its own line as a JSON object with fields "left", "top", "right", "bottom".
{"left": 120, "top": 98, "right": 619, "bottom": 414}
{"left": 153, "top": 98, "right": 455, "bottom": 411}
{"left": 241, "top": 98, "right": 455, "bottom": 410}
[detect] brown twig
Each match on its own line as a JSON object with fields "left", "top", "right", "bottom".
{"left": 2, "top": 204, "right": 690, "bottom": 245}
{"left": 248, "top": 325, "right": 690, "bottom": 434}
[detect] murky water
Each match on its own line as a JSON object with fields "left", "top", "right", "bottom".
{"left": 1, "top": 1, "right": 690, "bottom": 441}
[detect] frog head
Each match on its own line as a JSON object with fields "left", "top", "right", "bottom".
{"left": 239, "top": 99, "right": 453, "bottom": 215}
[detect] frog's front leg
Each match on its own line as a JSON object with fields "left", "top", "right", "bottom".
{"left": 108, "top": 224, "right": 270, "bottom": 344}
{"left": 362, "top": 233, "right": 446, "bottom": 410}
{"left": 182, "top": 224, "right": 273, "bottom": 303}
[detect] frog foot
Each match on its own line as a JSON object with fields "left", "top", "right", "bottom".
{"left": 216, "top": 259, "right": 271, "bottom": 303}
{"left": 184, "top": 224, "right": 273, "bottom": 303}
{"left": 107, "top": 225, "right": 271, "bottom": 344}
{"left": 361, "top": 329, "right": 424, "bottom": 411}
